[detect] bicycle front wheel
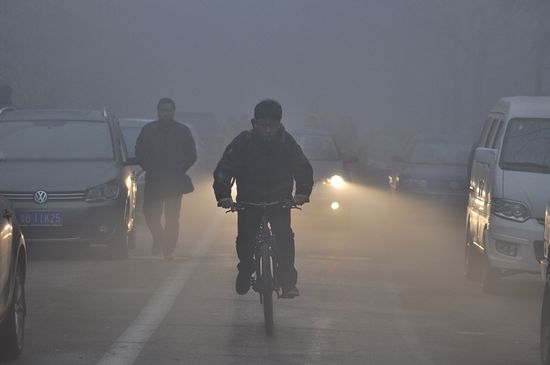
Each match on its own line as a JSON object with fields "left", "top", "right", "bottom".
{"left": 261, "top": 252, "right": 274, "bottom": 336}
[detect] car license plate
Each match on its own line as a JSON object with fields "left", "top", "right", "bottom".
{"left": 18, "top": 211, "right": 63, "bottom": 226}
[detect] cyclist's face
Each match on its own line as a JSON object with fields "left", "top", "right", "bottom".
{"left": 253, "top": 118, "right": 282, "bottom": 140}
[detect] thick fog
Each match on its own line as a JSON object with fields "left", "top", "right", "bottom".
{"left": 1, "top": 0, "right": 549, "bottom": 139}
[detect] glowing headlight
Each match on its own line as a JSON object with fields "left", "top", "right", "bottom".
{"left": 329, "top": 175, "right": 345, "bottom": 189}
{"left": 331, "top": 202, "right": 340, "bottom": 210}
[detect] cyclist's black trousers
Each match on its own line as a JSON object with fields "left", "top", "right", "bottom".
{"left": 236, "top": 207, "right": 297, "bottom": 288}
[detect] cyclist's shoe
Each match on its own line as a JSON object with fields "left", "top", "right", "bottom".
{"left": 236, "top": 271, "right": 252, "bottom": 295}
{"left": 281, "top": 285, "right": 300, "bottom": 298}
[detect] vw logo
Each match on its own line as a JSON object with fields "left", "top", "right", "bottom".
{"left": 34, "top": 190, "right": 48, "bottom": 204}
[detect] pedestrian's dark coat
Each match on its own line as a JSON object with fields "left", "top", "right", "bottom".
{"left": 135, "top": 120, "right": 197, "bottom": 197}
{"left": 213, "top": 129, "right": 314, "bottom": 202}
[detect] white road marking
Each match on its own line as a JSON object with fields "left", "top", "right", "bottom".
{"left": 97, "top": 215, "right": 223, "bottom": 365}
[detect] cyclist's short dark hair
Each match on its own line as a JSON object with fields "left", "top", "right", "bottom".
{"left": 254, "top": 99, "right": 282, "bottom": 121}
{"left": 157, "top": 97, "right": 175, "bottom": 110}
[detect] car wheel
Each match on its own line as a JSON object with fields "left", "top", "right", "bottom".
{"left": 128, "top": 228, "right": 136, "bottom": 250}
{"left": 109, "top": 230, "right": 129, "bottom": 259}
{"left": 481, "top": 252, "right": 500, "bottom": 294}
{"left": 541, "top": 281, "right": 550, "bottom": 365}
{"left": 0, "top": 258, "right": 26, "bottom": 360}
{"left": 464, "top": 239, "right": 481, "bottom": 281}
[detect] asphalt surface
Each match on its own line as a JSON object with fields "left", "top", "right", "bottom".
{"left": 4, "top": 177, "right": 543, "bottom": 364}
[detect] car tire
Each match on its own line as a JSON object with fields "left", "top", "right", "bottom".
{"left": 481, "top": 252, "right": 500, "bottom": 294}
{"left": 0, "top": 259, "right": 26, "bottom": 360}
{"left": 541, "top": 279, "right": 550, "bottom": 365}
{"left": 464, "top": 240, "right": 481, "bottom": 281}
{"left": 128, "top": 228, "right": 136, "bottom": 250}
{"left": 108, "top": 229, "right": 129, "bottom": 259}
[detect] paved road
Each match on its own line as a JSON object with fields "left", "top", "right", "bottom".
{"left": 7, "top": 178, "right": 543, "bottom": 364}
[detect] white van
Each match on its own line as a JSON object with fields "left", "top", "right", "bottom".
{"left": 465, "top": 96, "right": 550, "bottom": 292}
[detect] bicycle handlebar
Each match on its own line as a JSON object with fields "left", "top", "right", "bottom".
{"left": 223, "top": 200, "right": 301, "bottom": 213}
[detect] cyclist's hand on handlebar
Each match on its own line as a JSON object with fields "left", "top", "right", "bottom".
{"left": 293, "top": 194, "right": 308, "bottom": 206}
{"left": 218, "top": 197, "right": 234, "bottom": 209}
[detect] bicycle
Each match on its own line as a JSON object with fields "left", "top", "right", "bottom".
{"left": 226, "top": 200, "right": 300, "bottom": 336}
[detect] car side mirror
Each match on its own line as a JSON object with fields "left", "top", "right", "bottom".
{"left": 474, "top": 147, "right": 496, "bottom": 166}
{"left": 124, "top": 157, "right": 139, "bottom": 166}
{"left": 392, "top": 155, "right": 405, "bottom": 163}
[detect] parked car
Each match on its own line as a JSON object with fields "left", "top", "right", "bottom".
{"left": 0, "top": 195, "right": 27, "bottom": 360}
{"left": 0, "top": 109, "right": 137, "bottom": 258}
{"left": 388, "top": 135, "right": 470, "bottom": 200}
{"left": 118, "top": 118, "right": 202, "bottom": 213}
{"left": 465, "top": 96, "right": 550, "bottom": 292}
{"left": 289, "top": 128, "right": 355, "bottom": 215}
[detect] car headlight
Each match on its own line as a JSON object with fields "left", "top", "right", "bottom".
{"left": 86, "top": 180, "right": 120, "bottom": 202}
{"left": 324, "top": 175, "right": 345, "bottom": 189}
{"left": 491, "top": 198, "right": 530, "bottom": 222}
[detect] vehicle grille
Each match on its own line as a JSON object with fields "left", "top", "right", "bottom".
{"left": 0, "top": 191, "right": 86, "bottom": 201}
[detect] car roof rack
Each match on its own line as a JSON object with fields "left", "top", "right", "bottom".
{"left": 0, "top": 106, "right": 16, "bottom": 115}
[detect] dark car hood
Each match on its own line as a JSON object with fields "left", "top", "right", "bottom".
{"left": 310, "top": 160, "right": 344, "bottom": 182}
{"left": 0, "top": 160, "right": 120, "bottom": 192}
{"left": 400, "top": 163, "right": 467, "bottom": 181}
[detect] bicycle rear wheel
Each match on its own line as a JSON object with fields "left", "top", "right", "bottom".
{"left": 261, "top": 252, "right": 274, "bottom": 336}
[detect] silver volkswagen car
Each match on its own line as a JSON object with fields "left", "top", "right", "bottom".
{"left": 0, "top": 109, "right": 137, "bottom": 258}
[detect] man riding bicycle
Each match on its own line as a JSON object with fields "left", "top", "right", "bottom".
{"left": 213, "top": 99, "right": 313, "bottom": 298}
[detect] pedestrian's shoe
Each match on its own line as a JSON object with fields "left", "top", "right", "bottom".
{"left": 163, "top": 251, "right": 175, "bottom": 261}
{"left": 235, "top": 271, "right": 252, "bottom": 295}
{"left": 280, "top": 285, "right": 300, "bottom": 298}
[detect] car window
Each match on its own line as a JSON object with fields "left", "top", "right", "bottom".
{"left": 478, "top": 118, "right": 493, "bottom": 147}
{"left": 120, "top": 124, "right": 147, "bottom": 155}
{"left": 0, "top": 120, "right": 114, "bottom": 160}
{"left": 491, "top": 120, "right": 505, "bottom": 149}
{"left": 483, "top": 118, "right": 498, "bottom": 147}
{"left": 295, "top": 134, "right": 339, "bottom": 161}
{"left": 500, "top": 118, "right": 550, "bottom": 173}
{"left": 410, "top": 141, "right": 470, "bottom": 165}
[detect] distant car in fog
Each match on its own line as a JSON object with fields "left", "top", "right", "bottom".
{"left": 361, "top": 132, "right": 410, "bottom": 186}
{"left": 0, "top": 195, "right": 27, "bottom": 360}
{"left": 0, "top": 109, "right": 137, "bottom": 258}
{"left": 289, "top": 128, "right": 356, "bottom": 215}
{"left": 465, "top": 97, "right": 550, "bottom": 293}
{"left": 118, "top": 118, "right": 203, "bottom": 213}
{"left": 388, "top": 135, "right": 469, "bottom": 200}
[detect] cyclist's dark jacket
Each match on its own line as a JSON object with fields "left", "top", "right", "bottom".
{"left": 213, "top": 129, "right": 313, "bottom": 203}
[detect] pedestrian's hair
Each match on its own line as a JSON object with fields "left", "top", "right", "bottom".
{"left": 157, "top": 97, "right": 175, "bottom": 110}
{"left": 254, "top": 99, "right": 282, "bottom": 121}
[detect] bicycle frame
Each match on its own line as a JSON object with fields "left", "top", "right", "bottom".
{"left": 225, "top": 200, "right": 300, "bottom": 335}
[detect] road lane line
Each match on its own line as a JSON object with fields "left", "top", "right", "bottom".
{"left": 97, "top": 215, "right": 223, "bottom": 365}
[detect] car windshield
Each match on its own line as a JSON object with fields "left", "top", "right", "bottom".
{"left": 294, "top": 134, "right": 339, "bottom": 161}
{"left": 368, "top": 135, "right": 409, "bottom": 163}
{"left": 0, "top": 120, "right": 114, "bottom": 160}
{"left": 410, "top": 141, "right": 470, "bottom": 165}
{"left": 120, "top": 121, "right": 148, "bottom": 154}
{"left": 500, "top": 118, "right": 550, "bottom": 173}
